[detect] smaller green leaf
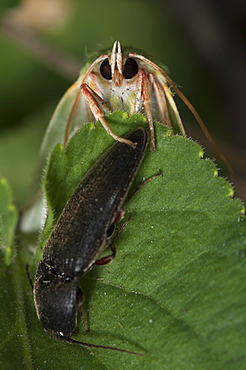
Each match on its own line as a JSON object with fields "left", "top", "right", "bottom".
{"left": 0, "top": 178, "right": 18, "bottom": 264}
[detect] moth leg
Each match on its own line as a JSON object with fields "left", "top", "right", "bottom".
{"left": 140, "top": 69, "right": 156, "bottom": 151}
{"left": 135, "top": 69, "right": 156, "bottom": 151}
{"left": 81, "top": 84, "right": 136, "bottom": 148}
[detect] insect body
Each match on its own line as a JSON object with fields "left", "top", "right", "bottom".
{"left": 33, "top": 128, "right": 148, "bottom": 353}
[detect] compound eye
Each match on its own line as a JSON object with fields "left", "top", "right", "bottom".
{"left": 100, "top": 59, "right": 112, "bottom": 80}
{"left": 123, "top": 58, "right": 139, "bottom": 79}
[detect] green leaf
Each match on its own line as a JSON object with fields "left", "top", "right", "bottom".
{"left": 0, "top": 178, "right": 18, "bottom": 264}
{"left": 1, "top": 112, "right": 245, "bottom": 369}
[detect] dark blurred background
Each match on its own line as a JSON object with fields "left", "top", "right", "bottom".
{"left": 0, "top": 0, "right": 245, "bottom": 207}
